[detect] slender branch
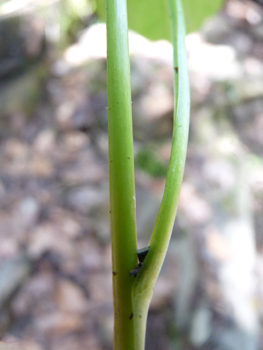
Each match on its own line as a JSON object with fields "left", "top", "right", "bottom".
{"left": 131, "top": 0, "right": 190, "bottom": 348}
{"left": 106, "top": 0, "right": 137, "bottom": 349}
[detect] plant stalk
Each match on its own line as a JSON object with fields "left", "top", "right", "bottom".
{"left": 131, "top": 0, "right": 190, "bottom": 348}
{"left": 106, "top": 0, "right": 137, "bottom": 349}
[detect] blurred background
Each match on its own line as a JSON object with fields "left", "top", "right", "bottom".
{"left": 0, "top": 0, "right": 263, "bottom": 349}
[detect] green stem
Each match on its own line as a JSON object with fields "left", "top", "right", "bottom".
{"left": 106, "top": 0, "right": 137, "bottom": 349}
{"left": 131, "top": 0, "right": 190, "bottom": 348}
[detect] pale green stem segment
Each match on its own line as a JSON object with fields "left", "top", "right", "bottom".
{"left": 106, "top": 0, "right": 137, "bottom": 349}
{"left": 131, "top": 0, "right": 190, "bottom": 348}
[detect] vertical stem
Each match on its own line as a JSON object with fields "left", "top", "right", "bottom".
{"left": 132, "top": 0, "right": 190, "bottom": 349}
{"left": 106, "top": 0, "right": 137, "bottom": 349}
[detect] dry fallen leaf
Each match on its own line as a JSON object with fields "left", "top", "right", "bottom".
{"left": 0, "top": 342, "right": 24, "bottom": 350}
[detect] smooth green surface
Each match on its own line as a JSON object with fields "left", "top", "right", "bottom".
{"left": 131, "top": 0, "right": 190, "bottom": 348}
{"left": 97, "top": 0, "right": 225, "bottom": 40}
{"left": 106, "top": 0, "right": 137, "bottom": 349}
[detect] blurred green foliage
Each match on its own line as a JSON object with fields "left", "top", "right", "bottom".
{"left": 60, "top": 0, "right": 95, "bottom": 43}
{"left": 95, "top": 0, "right": 226, "bottom": 40}
{"left": 135, "top": 147, "right": 168, "bottom": 177}
{"left": 0, "top": 0, "right": 225, "bottom": 46}
{"left": 57, "top": 0, "right": 226, "bottom": 43}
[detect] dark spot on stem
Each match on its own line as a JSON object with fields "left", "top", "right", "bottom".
{"left": 112, "top": 271, "right": 117, "bottom": 276}
{"left": 129, "top": 262, "right": 142, "bottom": 277}
{"left": 127, "top": 157, "right": 130, "bottom": 159}
{"left": 129, "top": 313, "right": 133, "bottom": 320}
{"left": 139, "top": 315, "right": 141, "bottom": 318}
{"left": 174, "top": 66, "right": 178, "bottom": 73}
{"left": 137, "top": 246, "right": 150, "bottom": 263}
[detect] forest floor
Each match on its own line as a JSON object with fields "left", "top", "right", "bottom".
{"left": 0, "top": 1, "right": 263, "bottom": 350}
